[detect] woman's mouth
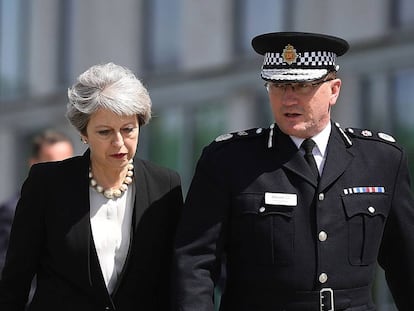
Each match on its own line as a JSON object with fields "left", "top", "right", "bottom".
{"left": 111, "top": 153, "right": 127, "bottom": 159}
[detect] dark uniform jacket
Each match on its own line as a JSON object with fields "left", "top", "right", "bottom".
{"left": 0, "top": 150, "right": 183, "bottom": 311}
{"left": 174, "top": 122, "right": 414, "bottom": 311}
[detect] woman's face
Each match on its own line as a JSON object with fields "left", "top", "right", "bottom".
{"left": 83, "top": 108, "right": 139, "bottom": 171}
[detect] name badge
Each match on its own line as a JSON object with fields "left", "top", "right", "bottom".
{"left": 265, "top": 192, "right": 297, "bottom": 206}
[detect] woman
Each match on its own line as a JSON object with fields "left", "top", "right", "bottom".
{"left": 0, "top": 63, "right": 183, "bottom": 311}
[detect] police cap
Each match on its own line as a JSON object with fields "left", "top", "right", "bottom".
{"left": 251, "top": 32, "right": 349, "bottom": 82}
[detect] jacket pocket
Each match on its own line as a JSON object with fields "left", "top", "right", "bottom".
{"left": 342, "top": 194, "right": 389, "bottom": 265}
{"left": 230, "top": 193, "right": 295, "bottom": 266}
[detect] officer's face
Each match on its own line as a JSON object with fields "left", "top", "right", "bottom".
{"left": 268, "top": 78, "right": 341, "bottom": 138}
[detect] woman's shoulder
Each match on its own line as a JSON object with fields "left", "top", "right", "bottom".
{"left": 135, "top": 158, "right": 176, "bottom": 174}
{"left": 135, "top": 158, "right": 181, "bottom": 184}
{"left": 29, "top": 154, "right": 86, "bottom": 180}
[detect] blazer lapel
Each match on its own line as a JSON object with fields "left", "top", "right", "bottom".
{"left": 64, "top": 150, "right": 114, "bottom": 304}
{"left": 131, "top": 158, "right": 150, "bottom": 232}
{"left": 110, "top": 158, "right": 150, "bottom": 297}
{"left": 63, "top": 150, "right": 92, "bottom": 286}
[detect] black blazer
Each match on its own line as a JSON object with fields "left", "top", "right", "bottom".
{"left": 0, "top": 194, "right": 18, "bottom": 275}
{"left": 174, "top": 122, "right": 414, "bottom": 311}
{"left": 0, "top": 150, "right": 183, "bottom": 311}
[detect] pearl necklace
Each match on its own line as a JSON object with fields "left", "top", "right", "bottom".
{"left": 89, "top": 161, "right": 134, "bottom": 199}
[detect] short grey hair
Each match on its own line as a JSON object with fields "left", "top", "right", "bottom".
{"left": 66, "top": 62, "right": 152, "bottom": 134}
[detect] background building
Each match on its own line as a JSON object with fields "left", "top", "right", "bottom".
{"left": 1, "top": 0, "right": 413, "bottom": 309}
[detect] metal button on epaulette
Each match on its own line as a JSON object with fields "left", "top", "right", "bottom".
{"left": 319, "top": 273, "right": 328, "bottom": 284}
{"left": 259, "top": 207, "right": 266, "bottom": 213}
{"left": 318, "top": 193, "right": 325, "bottom": 201}
{"left": 318, "top": 231, "right": 328, "bottom": 242}
{"left": 368, "top": 206, "right": 375, "bottom": 214}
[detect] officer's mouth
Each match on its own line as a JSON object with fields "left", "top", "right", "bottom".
{"left": 285, "top": 113, "right": 301, "bottom": 118}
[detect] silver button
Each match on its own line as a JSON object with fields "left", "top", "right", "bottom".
{"left": 368, "top": 206, "right": 375, "bottom": 214}
{"left": 259, "top": 207, "right": 266, "bottom": 213}
{"left": 319, "top": 273, "right": 328, "bottom": 284}
{"left": 318, "top": 231, "right": 328, "bottom": 242}
{"left": 318, "top": 193, "right": 325, "bottom": 201}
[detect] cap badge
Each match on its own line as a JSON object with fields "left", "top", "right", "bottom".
{"left": 282, "top": 44, "right": 298, "bottom": 65}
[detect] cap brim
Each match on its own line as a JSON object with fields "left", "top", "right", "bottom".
{"left": 252, "top": 32, "right": 349, "bottom": 56}
{"left": 261, "top": 68, "right": 329, "bottom": 82}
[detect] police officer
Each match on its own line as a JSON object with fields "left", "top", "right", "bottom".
{"left": 173, "top": 32, "right": 414, "bottom": 311}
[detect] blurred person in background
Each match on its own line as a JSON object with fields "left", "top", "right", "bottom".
{"left": 0, "top": 62, "right": 183, "bottom": 311}
{"left": 0, "top": 129, "right": 73, "bottom": 310}
{"left": 174, "top": 32, "right": 414, "bottom": 311}
{"left": 0, "top": 129, "right": 74, "bottom": 276}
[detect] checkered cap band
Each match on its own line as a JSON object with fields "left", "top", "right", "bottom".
{"left": 263, "top": 51, "right": 337, "bottom": 68}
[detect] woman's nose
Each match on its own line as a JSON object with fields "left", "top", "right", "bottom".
{"left": 111, "top": 131, "right": 124, "bottom": 146}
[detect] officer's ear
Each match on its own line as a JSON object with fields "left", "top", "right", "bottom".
{"left": 329, "top": 78, "right": 341, "bottom": 106}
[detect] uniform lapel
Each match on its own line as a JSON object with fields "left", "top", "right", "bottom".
{"left": 319, "top": 127, "right": 354, "bottom": 190}
{"left": 274, "top": 128, "right": 319, "bottom": 187}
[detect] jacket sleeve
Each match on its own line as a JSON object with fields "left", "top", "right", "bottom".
{"left": 378, "top": 149, "right": 414, "bottom": 310}
{"left": 173, "top": 149, "right": 229, "bottom": 311}
{"left": 0, "top": 166, "right": 45, "bottom": 310}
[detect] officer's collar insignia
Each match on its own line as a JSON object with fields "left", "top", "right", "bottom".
{"left": 335, "top": 122, "right": 352, "bottom": 147}
{"left": 361, "top": 130, "right": 372, "bottom": 137}
{"left": 378, "top": 132, "right": 396, "bottom": 142}
{"left": 215, "top": 133, "right": 233, "bottom": 142}
{"left": 268, "top": 123, "right": 275, "bottom": 148}
{"left": 282, "top": 44, "right": 298, "bottom": 65}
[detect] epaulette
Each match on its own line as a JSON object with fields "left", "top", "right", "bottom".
{"left": 345, "top": 126, "right": 400, "bottom": 147}
{"left": 213, "top": 127, "right": 267, "bottom": 144}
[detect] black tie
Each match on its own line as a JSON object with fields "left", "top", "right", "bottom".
{"left": 301, "top": 139, "right": 319, "bottom": 180}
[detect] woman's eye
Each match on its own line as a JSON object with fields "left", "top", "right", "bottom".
{"left": 98, "top": 130, "right": 111, "bottom": 136}
{"left": 122, "top": 127, "right": 136, "bottom": 135}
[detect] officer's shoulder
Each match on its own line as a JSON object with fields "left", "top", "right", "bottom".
{"left": 345, "top": 126, "right": 402, "bottom": 150}
{"left": 208, "top": 127, "right": 268, "bottom": 149}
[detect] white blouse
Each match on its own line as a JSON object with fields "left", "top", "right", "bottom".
{"left": 89, "top": 183, "right": 135, "bottom": 294}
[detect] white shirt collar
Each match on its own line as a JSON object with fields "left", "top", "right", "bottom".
{"left": 290, "top": 122, "right": 331, "bottom": 157}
